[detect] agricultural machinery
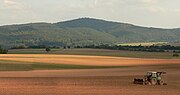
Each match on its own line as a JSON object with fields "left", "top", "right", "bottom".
{"left": 134, "top": 71, "right": 167, "bottom": 85}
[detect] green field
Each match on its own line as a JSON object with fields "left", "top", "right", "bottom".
{"left": 0, "top": 60, "right": 127, "bottom": 71}
{"left": 8, "top": 48, "right": 180, "bottom": 59}
{"left": 118, "top": 42, "right": 168, "bottom": 46}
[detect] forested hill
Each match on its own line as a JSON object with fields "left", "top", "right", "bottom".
{"left": 0, "top": 18, "right": 180, "bottom": 48}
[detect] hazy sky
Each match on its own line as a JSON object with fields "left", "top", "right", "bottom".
{"left": 0, "top": 0, "right": 180, "bottom": 28}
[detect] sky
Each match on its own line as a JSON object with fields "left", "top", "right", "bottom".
{"left": 0, "top": 0, "right": 180, "bottom": 28}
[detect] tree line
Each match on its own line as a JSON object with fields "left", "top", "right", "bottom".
{"left": 10, "top": 44, "right": 180, "bottom": 53}
{"left": 75, "top": 44, "right": 180, "bottom": 53}
{"left": 0, "top": 46, "right": 8, "bottom": 54}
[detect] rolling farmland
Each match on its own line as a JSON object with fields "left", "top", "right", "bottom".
{"left": 0, "top": 50, "right": 180, "bottom": 95}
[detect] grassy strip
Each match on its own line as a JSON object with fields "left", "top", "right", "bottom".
{"left": 0, "top": 60, "right": 128, "bottom": 71}
{"left": 32, "top": 63, "right": 127, "bottom": 70}
{"left": 0, "top": 63, "right": 32, "bottom": 71}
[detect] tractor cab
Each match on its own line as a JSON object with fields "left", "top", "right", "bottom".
{"left": 146, "top": 71, "right": 157, "bottom": 78}
{"left": 145, "top": 71, "right": 166, "bottom": 78}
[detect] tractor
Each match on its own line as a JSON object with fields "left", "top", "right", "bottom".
{"left": 134, "top": 71, "right": 167, "bottom": 85}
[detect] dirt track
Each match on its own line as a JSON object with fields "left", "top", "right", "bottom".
{"left": 0, "top": 54, "right": 179, "bottom": 66}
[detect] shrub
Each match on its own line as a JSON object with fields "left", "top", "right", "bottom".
{"left": 0, "top": 49, "right": 8, "bottom": 54}
{"left": 173, "top": 54, "right": 179, "bottom": 57}
{"left": 45, "top": 47, "right": 51, "bottom": 52}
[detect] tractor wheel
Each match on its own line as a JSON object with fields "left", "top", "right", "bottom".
{"left": 159, "top": 80, "right": 164, "bottom": 85}
{"left": 163, "top": 83, "right": 167, "bottom": 85}
{"left": 151, "top": 78, "right": 157, "bottom": 85}
{"left": 144, "top": 80, "right": 149, "bottom": 85}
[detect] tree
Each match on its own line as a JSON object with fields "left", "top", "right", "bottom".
{"left": 45, "top": 47, "right": 51, "bottom": 52}
{"left": 173, "top": 54, "right": 179, "bottom": 57}
{"left": 63, "top": 46, "right": 66, "bottom": 49}
{"left": 0, "top": 48, "right": 8, "bottom": 54}
{"left": 67, "top": 46, "right": 71, "bottom": 49}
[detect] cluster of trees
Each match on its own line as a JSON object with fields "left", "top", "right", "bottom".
{"left": 173, "top": 50, "right": 180, "bottom": 53}
{"left": 76, "top": 44, "right": 180, "bottom": 53}
{"left": 9, "top": 44, "right": 180, "bottom": 53}
{"left": 11, "top": 45, "right": 73, "bottom": 53}
{"left": 173, "top": 54, "right": 179, "bottom": 57}
{"left": 0, "top": 47, "right": 8, "bottom": 54}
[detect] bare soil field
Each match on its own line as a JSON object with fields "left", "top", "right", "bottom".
{"left": 0, "top": 65, "right": 180, "bottom": 95}
{"left": 0, "top": 54, "right": 179, "bottom": 95}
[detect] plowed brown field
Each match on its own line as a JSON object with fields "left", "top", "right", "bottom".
{"left": 0, "top": 54, "right": 179, "bottom": 95}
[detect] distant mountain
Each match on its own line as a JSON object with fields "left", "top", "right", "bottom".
{"left": 0, "top": 18, "right": 180, "bottom": 48}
